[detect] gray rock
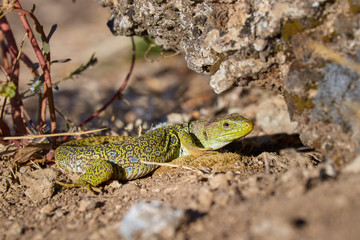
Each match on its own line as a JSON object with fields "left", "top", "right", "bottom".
{"left": 119, "top": 200, "right": 186, "bottom": 239}
{"left": 101, "top": 0, "right": 360, "bottom": 166}
{"left": 256, "top": 96, "right": 298, "bottom": 135}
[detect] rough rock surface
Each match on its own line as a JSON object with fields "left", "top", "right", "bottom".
{"left": 100, "top": 0, "right": 360, "bottom": 166}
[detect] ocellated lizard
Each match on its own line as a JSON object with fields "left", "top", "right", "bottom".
{"left": 55, "top": 113, "right": 253, "bottom": 192}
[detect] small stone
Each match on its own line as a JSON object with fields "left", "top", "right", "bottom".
{"left": 256, "top": 96, "right": 298, "bottom": 135}
{"left": 24, "top": 178, "right": 54, "bottom": 202}
{"left": 251, "top": 217, "right": 294, "bottom": 239}
{"left": 276, "top": 52, "right": 286, "bottom": 64}
{"left": 18, "top": 166, "right": 31, "bottom": 174}
{"left": 166, "top": 113, "right": 192, "bottom": 125}
{"left": 163, "top": 187, "right": 174, "bottom": 195}
{"left": 197, "top": 187, "right": 214, "bottom": 209}
{"left": 343, "top": 154, "right": 360, "bottom": 173}
{"left": 8, "top": 222, "right": 25, "bottom": 236}
{"left": 124, "top": 112, "right": 137, "bottom": 125}
{"left": 17, "top": 172, "right": 36, "bottom": 187}
{"left": 29, "top": 168, "right": 60, "bottom": 180}
{"left": 107, "top": 180, "right": 122, "bottom": 189}
{"left": 134, "top": 118, "right": 143, "bottom": 128}
{"left": 140, "top": 188, "right": 148, "bottom": 195}
{"left": 209, "top": 174, "right": 229, "bottom": 190}
{"left": 214, "top": 191, "right": 230, "bottom": 206}
{"left": 55, "top": 208, "right": 65, "bottom": 217}
{"left": 115, "top": 119, "right": 125, "bottom": 129}
{"left": 0, "top": 178, "right": 9, "bottom": 193}
{"left": 2, "top": 168, "right": 13, "bottom": 178}
{"left": 78, "top": 199, "right": 97, "bottom": 212}
{"left": 40, "top": 204, "right": 56, "bottom": 216}
{"left": 119, "top": 200, "right": 186, "bottom": 239}
{"left": 253, "top": 38, "right": 267, "bottom": 51}
{"left": 85, "top": 212, "right": 94, "bottom": 220}
{"left": 225, "top": 171, "right": 235, "bottom": 181}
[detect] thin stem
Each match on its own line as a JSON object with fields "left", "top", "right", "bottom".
{"left": 78, "top": 37, "right": 136, "bottom": 127}
{"left": 13, "top": 1, "right": 56, "bottom": 137}
{"left": 0, "top": 15, "right": 27, "bottom": 135}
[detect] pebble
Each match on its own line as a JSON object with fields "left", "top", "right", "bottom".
{"left": 8, "top": 222, "right": 25, "bottom": 236}
{"left": 24, "top": 178, "right": 54, "bottom": 202}
{"left": 29, "top": 168, "right": 60, "bottom": 180}
{"left": 140, "top": 188, "right": 148, "bottom": 195}
{"left": 209, "top": 174, "right": 229, "bottom": 190}
{"left": 166, "top": 113, "right": 191, "bottom": 125}
{"left": 55, "top": 208, "right": 65, "bottom": 217}
{"left": 107, "top": 180, "right": 122, "bottom": 189}
{"left": 214, "top": 191, "right": 230, "bottom": 206}
{"left": 197, "top": 187, "right": 214, "bottom": 209}
{"left": 253, "top": 38, "right": 267, "bottom": 52}
{"left": 256, "top": 96, "right": 298, "bottom": 135}
{"left": 40, "top": 204, "right": 56, "bottom": 216}
{"left": 0, "top": 178, "right": 9, "bottom": 193}
{"left": 78, "top": 199, "right": 97, "bottom": 212}
{"left": 343, "top": 154, "right": 360, "bottom": 173}
{"left": 119, "top": 200, "right": 186, "bottom": 239}
{"left": 225, "top": 171, "right": 235, "bottom": 181}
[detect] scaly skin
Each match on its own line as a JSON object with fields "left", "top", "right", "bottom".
{"left": 55, "top": 113, "right": 253, "bottom": 192}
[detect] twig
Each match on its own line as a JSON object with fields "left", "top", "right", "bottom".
{"left": 13, "top": 1, "right": 57, "bottom": 136}
{"left": 140, "top": 160, "right": 195, "bottom": 171}
{"left": 0, "top": 96, "right": 6, "bottom": 121}
{"left": 55, "top": 107, "right": 75, "bottom": 126}
{"left": 0, "top": 64, "right": 9, "bottom": 121}
{"left": 2, "top": 127, "right": 108, "bottom": 140}
{"left": 144, "top": 43, "right": 180, "bottom": 62}
{"left": 10, "top": 31, "right": 27, "bottom": 75}
{"left": 0, "top": 15, "right": 27, "bottom": 135}
{"left": 0, "top": 31, "right": 10, "bottom": 71}
{"left": 264, "top": 152, "right": 270, "bottom": 174}
{"left": 78, "top": 37, "right": 136, "bottom": 127}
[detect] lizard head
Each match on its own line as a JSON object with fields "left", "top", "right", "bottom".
{"left": 198, "top": 113, "right": 253, "bottom": 150}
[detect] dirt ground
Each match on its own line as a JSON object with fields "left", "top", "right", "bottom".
{"left": 1, "top": 1, "right": 360, "bottom": 240}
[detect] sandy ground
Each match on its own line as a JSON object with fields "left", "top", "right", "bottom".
{"left": 1, "top": 1, "right": 360, "bottom": 239}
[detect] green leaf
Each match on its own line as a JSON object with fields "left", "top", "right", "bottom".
{"left": 0, "top": 82, "right": 17, "bottom": 98}
{"left": 42, "top": 42, "right": 50, "bottom": 54}
{"left": 47, "top": 24, "right": 57, "bottom": 42}
{"left": 30, "top": 4, "right": 36, "bottom": 13}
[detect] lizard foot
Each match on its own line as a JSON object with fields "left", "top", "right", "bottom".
{"left": 55, "top": 180, "right": 101, "bottom": 194}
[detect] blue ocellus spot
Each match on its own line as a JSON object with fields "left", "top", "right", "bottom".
{"left": 108, "top": 151, "right": 116, "bottom": 157}
{"left": 109, "top": 160, "right": 116, "bottom": 164}
{"left": 130, "top": 157, "right": 138, "bottom": 162}
{"left": 145, "top": 147, "right": 151, "bottom": 152}
{"left": 126, "top": 167, "right": 133, "bottom": 173}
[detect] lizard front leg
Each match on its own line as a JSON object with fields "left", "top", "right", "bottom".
{"left": 56, "top": 159, "right": 115, "bottom": 194}
{"left": 178, "top": 130, "right": 218, "bottom": 157}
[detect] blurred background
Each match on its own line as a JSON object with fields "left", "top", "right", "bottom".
{"left": 3, "top": 0, "right": 295, "bottom": 140}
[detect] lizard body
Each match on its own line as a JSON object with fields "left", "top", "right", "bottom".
{"left": 55, "top": 113, "right": 253, "bottom": 192}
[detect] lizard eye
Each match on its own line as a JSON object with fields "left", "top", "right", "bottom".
{"left": 223, "top": 122, "right": 229, "bottom": 127}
